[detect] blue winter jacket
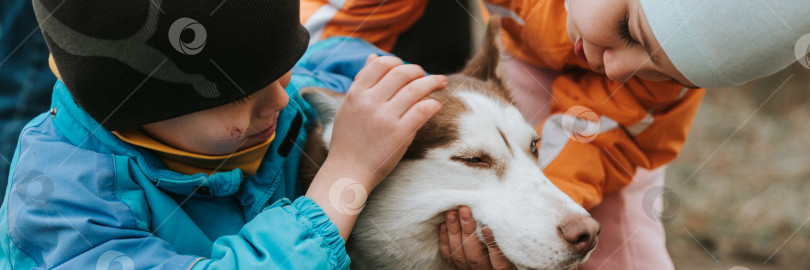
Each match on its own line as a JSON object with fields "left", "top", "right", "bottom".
{"left": 0, "top": 37, "right": 389, "bottom": 269}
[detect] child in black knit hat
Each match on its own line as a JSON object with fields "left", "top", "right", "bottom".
{"left": 0, "top": 0, "right": 445, "bottom": 268}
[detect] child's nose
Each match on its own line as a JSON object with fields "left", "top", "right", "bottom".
{"left": 256, "top": 85, "right": 289, "bottom": 118}
{"left": 602, "top": 50, "right": 645, "bottom": 82}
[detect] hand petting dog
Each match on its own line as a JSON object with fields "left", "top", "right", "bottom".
{"left": 306, "top": 54, "right": 446, "bottom": 240}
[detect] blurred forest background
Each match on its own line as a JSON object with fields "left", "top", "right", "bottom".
{"left": 666, "top": 62, "right": 810, "bottom": 269}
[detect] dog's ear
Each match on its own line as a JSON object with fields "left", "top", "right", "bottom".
{"left": 300, "top": 87, "right": 343, "bottom": 128}
{"left": 461, "top": 16, "right": 502, "bottom": 85}
{"left": 298, "top": 87, "right": 343, "bottom": 192}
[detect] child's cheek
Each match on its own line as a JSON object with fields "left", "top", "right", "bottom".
{"left": 565, "top": 14, "right": 575, "bottom": 42}
{"left": 222, "top": 125, "right": 245, "bottom": 142}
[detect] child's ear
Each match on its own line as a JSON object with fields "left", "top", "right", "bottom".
{"left": 461, "top": 16, "right": 503, "bottom": 85}
{"left": 300, "top": 87, "right": 343, "bottom": 132}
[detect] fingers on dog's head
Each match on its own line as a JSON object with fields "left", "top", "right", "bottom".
{"left": 354, "top": 55, "right": 406, "bottom": 88}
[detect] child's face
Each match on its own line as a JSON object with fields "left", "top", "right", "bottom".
{"left": 566, "top": 0, "right": 698, "bottom": 87}
{"left": 140, "top": 71, "right": 292, "bottom": 155}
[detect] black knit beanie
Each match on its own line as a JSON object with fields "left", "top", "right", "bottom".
{"left": 33, "top": 0, "right": 310, "bottom": 131}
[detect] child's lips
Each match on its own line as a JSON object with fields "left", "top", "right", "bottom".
{"left": 575, "top": 38, "right": 601, "bottom": 73}
{"left": 574, "top": 38, "right": 588, "bottom": 64}
{"left": 248, "top": 123, "right": 276, "bottom": 140}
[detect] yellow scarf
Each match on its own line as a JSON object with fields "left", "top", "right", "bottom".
{"left": 113, "top": 129, "right": 274, "bottom": 177}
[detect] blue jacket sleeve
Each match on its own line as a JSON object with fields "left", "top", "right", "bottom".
{"left": 6, "top": 160, "right": 348, "bottom": 270}
{"left": 4, "top": 127, "right": 348, "bottom": 269}
{"left": 191, "top": 197, "right": 349, "bottom": 269}
{"left": 4, "top": 147, "right": 199, "bottom": 269}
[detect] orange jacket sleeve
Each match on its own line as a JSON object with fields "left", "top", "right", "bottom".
{"left": 538, "top": 72, "right": 705, "bottom": 209}
{"left": 300, "top": 0, "right": 428, "bottom": 51}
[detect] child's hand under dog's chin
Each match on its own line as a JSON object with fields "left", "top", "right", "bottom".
{"left": 305, "top": 54, "right": 445, "bottom": 240}
{"left": 440, "top": 206, "right": 517, "bottom": 270}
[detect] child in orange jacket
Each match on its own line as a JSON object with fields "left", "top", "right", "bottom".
{"left": 301, "top": 0, "right": 808, "bottom": 268}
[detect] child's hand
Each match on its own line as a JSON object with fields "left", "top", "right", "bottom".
{"left": 440, "top": 206, "right": 516, "bottom": 270}
{"left": 306, "top": 54, "right": 444, "bottom": 240}
{"left": 325, "top": 54, "right": 445, "bottom": 188}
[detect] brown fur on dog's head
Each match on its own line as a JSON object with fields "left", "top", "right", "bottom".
{"left": 404, "top": 16, "right": 512, "bottom": 160}
{"left": 298, "top": 17, "right": 511, "bottom": 188}
{"left": 461, "top": 16, "right": 505, "bottom": 89}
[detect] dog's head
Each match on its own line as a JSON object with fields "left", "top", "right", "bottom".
{"left": 301, "top": 18, "right": 598, "bottom": 270}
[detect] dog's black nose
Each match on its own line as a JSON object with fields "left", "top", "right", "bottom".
{"left": 558, "top": 215, "right": 601, "bottom": 255}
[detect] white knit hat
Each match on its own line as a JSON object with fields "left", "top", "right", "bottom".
{"left": 640, "top": 0, "right": 810, "bottom": 88}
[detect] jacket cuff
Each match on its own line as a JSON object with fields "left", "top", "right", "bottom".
{"left": 268, "top": 197, "right": 350, "bottom": 269}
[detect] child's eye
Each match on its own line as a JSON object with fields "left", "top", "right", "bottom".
{"left": 618, "top": 15, "right": 638, "bottom": 48}
{"left": 231, "top": 97, "right": 250, "bottom": 105}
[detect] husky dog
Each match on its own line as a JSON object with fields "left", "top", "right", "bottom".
{"left": 299, "top": 19, "right": 599, "bottom": 270}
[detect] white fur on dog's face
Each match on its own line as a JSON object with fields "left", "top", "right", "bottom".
{"left": 453, "top": 91, "right": 589, "bottom": 268}
{"left": 341, "top": 85, "right": 592, "bottom": 270}
{"left": 301, "top": 16, "right": 596, "bottom": 270}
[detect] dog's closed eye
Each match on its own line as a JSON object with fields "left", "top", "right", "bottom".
{"left": 451, "top": 153, "right": 492, "bottom": 168}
